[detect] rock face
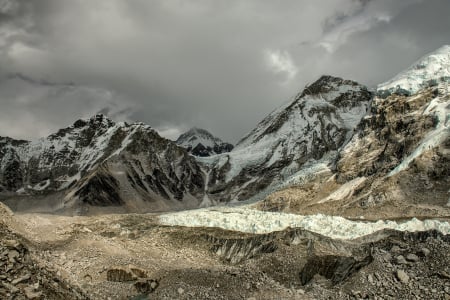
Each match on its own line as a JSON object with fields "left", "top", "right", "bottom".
{"left": 0, "top": 114, "right": 205, "bottom": 213}
{"left": 176, "top": 127, "right": 233, "bottom": 157}
{"left": 204, "top": 75, "right": 372, "bottom": 202}
{"left": 260, "top": 46, "right": 450, "bottom": 219}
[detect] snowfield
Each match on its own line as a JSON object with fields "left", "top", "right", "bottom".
{"left": 378, "top": 45, "right": 450, "bottom": 95}
{"left": 159, "top": 207, "right": 450, "bottom": 240}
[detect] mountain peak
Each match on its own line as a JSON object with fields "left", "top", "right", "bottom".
{"left": 377, "top": 45, "right": 450, "bottom": 96}
{"left": 72, "top": 114, "right": 115, "bottom": 129}
{"left": 176, "top": 127, "right": 233, "bottom": 157}
{"left": 300, "top": 75, "right": 361, "bottom": 98}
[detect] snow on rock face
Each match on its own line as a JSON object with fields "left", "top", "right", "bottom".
{"left": 378, "top": 45, "right": 450, "bottom": 96}
{"left": 0, "top": 114, "right": 205, "bottom": 211}
{"left": 176, "top": 127, "right": 233, "bottom": 157}
{"left": 158, "top": 206, "right": 450, "bottom": 239}
{"left": 204, "top": 75, "right": 373, "bottom": 203}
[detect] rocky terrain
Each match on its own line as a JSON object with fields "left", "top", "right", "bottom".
{"left": 176, "top": 127, "right": 234, "bottom": 157}
{"left": 0, "top": 201, "right": 448, "bottom": 300}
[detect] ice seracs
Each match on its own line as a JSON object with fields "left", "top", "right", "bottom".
{"left": 159, "top": 206, "right": 450, "bottom": 239}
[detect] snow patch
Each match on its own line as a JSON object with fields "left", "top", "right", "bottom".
{"left": 318, "top": 177, "right": 366, "bottom": 203}
{"left": 389, "top": 95, "right": 449, "bottom": 176}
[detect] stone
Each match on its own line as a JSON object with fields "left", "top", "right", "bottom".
{"left": 391, "top": 245, "right": 401, "bottom": 252}
{"left": 2, "top": 281, "right": 19, "bottom": 293}
{"left": 419, "top": 248, "right": 431, "bottom": 257}
{"left": 4, "top": 240, "right": 22, "bottom": 250}
{"left": 134, "top": 279, "right": 159, "bottom": 294}
{"left": 177, "top": 287, "right": 185, "bottom": 295}
{"left": 368, "top": 274, "right": 375, "bottom": 285}
{"left": 24, "top": 286, "right": 42, "bottom": 299}
{"left": 8, "top": 250, "right": 19, "bottom": 262}
{"left": 106, "top": 266, "right": 147, "bottom": 282}
{"left": 395, "top": 255, "right": 408, "bottom": 264}
{"left": 12, "top": 273, "right": 31, "bottom": 285}
{"left": 406, "top": 254, "right": 419, "bottom": 262}
{"left": 130, "top": 267, "right": 147, "bottom": 279}
{"left": 106, "top": 268, "right": 134, "bottom": 282}
{"left": 396, "top": 270, "right": 409, "bottom": 284}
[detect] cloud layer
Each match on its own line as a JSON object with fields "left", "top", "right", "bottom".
{"left": 0, "top": 0, "right": 449, "bottom": 142}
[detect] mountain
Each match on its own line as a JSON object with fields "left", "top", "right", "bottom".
{"left": 1, "top": 46, "right": 448, "bottom": 216}
{"left": 261, "top": 46, "right": 450, "bottom": 220}
{"left": 204, "top": 75, "right": 373, "bottom": 202}
{"left": 176, "top": 127, "right": 233, "bottom": 157}
{"left": 0, "top": 114, "right": 204, "bottom": 214}
{"left": 377, "top": 45, "right": 450, "bottom": 97}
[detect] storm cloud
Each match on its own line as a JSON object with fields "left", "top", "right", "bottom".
{"left": 0, "top": 0, "right": 449, "bottom": 142}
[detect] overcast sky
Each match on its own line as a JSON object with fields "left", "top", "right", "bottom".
{"left": 0, "top": 0, "right": 449, "bottom": 142}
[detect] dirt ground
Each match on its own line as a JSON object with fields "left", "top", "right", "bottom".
{"left": 1, "top": 201, "right": 449, "bottom": 300}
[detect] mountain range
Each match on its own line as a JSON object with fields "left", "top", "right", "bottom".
{"left": 0, "top": 45, "right": 449, "bottom": 216}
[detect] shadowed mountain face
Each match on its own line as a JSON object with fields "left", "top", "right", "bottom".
{"left": 0, "top": 114, "right": 204, "bottom": 214}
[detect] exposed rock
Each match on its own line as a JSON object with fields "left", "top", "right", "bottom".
{"left": 396, "top": 269, "right": 409, "bottom": 283}
{"left": 419, "top": 247, "right": 431, "bottom": 257}
{"left": 0, "top": 223, "right": 87, "bottom": 299}
{"left": 299, "top": 254, "right": 373, "bottom": 285}
{"left": 106, "top": 268, "right": 135, "bottom": 282}
{"left": 395, "top": 255, "right": 408, "bottom": 265}
{"left": 24, "top": 285, "right": 42, "bottom": 299}
{"left": 134, "top": 278, "right": 159, "bottom": 294}
{"left": 406, "top": 253, "right": 420, "bottom": 262}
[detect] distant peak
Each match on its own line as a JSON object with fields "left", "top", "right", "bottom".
{"left": 176, "top": 127, "right": 233, "bottom": 156}
{"left": 177, "top": 127, "right": 217, "bottom": 142}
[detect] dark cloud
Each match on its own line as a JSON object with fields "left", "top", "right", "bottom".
{"left": 0, "top": 0, "right": 449, "bottom": 142}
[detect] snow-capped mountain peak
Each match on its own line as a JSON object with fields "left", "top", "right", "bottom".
{"left": 176, "top": 127, "right": 233, "bottom": 157}
{"left": 377, "top": 45, "right": 450, "bottom": 96}
{"left": 203, "top": 75, "right": 373, "bottom": 202}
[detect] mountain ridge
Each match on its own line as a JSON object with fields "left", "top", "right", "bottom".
{"left": 0, "top": 45, "right": 449, "bottom": 215}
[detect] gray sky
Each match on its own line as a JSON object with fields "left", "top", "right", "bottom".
{"left": 0, "top": 0, "right": 449, "bottom": 142}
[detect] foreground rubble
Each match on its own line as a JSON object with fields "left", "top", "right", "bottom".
{"left": 0, "top": 201, "right": 448, "bottom": 300}
{"left": 0, "top": 223, "right": 87, "bottom": 299}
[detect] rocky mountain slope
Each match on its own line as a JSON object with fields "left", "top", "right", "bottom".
{"left": 260, "top": 45, "right": 450, "bottom": 219}
{"left": 0, "top": 114, "right": 204, "bottom": 214}
{"left": 203, "top": 75, "right": 373, "bottom": 203}
{"left": 176, "top": 127, "right": 233, "bottom": 157}
{"left": 0, "top": 45, "right": 449, "bottom": 216}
